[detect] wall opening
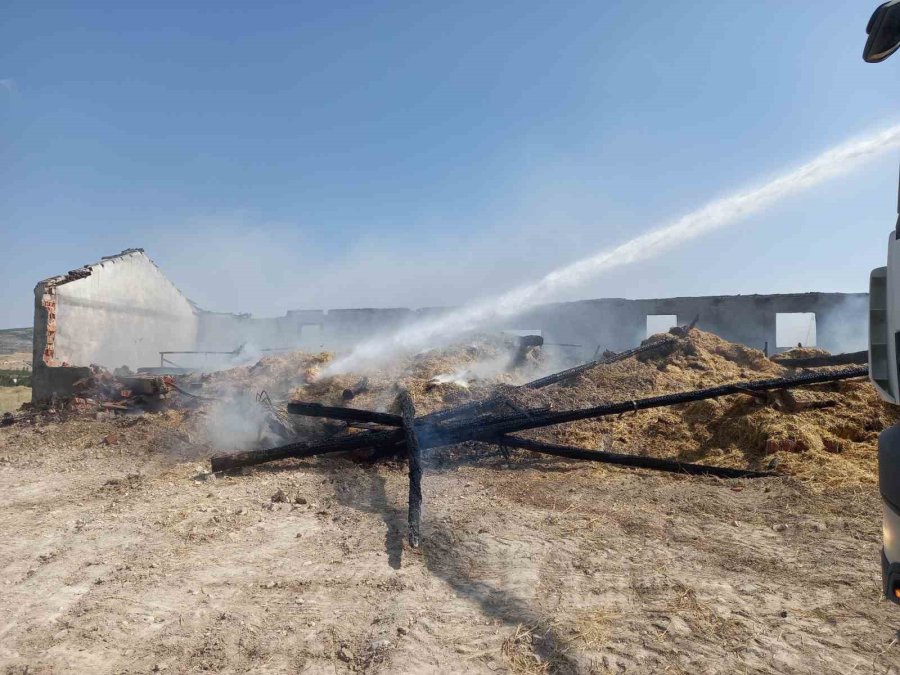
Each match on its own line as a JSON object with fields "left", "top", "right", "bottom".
{"left": 776, "top": 312, "right": 816, "bottom": 347}
{"left": 646, "top": 315, "right": 678, "bottom": 338}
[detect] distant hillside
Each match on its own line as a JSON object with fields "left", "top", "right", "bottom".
{"left": 0, "top": 327, "right": 32, "bottom": 355}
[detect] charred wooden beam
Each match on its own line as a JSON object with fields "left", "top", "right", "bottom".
{"left": 497, "top": 436, "right": 774, "bottom": 479}
{"left": 286, "top": 401, "right": 402, "bottom": 426}
{"left": 210, "top": 427, "right": 404, "bottom": 472}
{"left": 398, "top": 391, "right": 424, "bottom": 548}
{"left": 670, "top": 314, "right": 700, "bottom": 337}
{"left": 214, "top": 366, "right": 868, "bottom": 471}
{"left": 522, "top": 335, "right": 679, "bottom": 391}
{"left": 342, "top": 377, "right": 370, "bottom": 401}
{"left": 773, "top": 350, "right": 868, "bottom": 368}
{"left": 286, "top": 399, "right": 543, "bottom": 428}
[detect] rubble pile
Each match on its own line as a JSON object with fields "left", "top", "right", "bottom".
{"left": 202, "top": 334, "right": 542, "bottom": 405}
{"left": 1, "top": 366, "right": 200, "bottom": 428}
{"left": 202, "top": 327, "right": 881, "bottom": 487}
{"left": 72, "top": 366, "right": 175, "bottom": 407}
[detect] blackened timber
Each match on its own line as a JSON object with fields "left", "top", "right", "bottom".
{"left": 398, "top": 391, "right": 424, "bottom": 548}
{"left": 498, "top": 436, "right": 774, "bottom": 479}
{"left": 287, "top": 401, "right": 402, "bottom": 426}
{"left": 213, "top": 366, "right": 868, "bottom": 471}
{"left": 774, "top": 350, "right": 868, "bottom": 368}
{"left": 342, "top": 377, "right": 370, "bottom": 401}
{"left": 286, "top": 399, "right": 547, "bottom": 428}
{"left": 522, "top": 335, "right": 679, "bottom": 390}
{"left": 209, "top": 427, "right": 404, "bottom": 472}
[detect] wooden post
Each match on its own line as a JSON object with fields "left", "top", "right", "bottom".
{"left": 398, "top": 390, "right": 423, "bottom": 548}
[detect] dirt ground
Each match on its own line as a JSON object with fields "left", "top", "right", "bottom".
{"left": 0, "top": 386, "right": 31, "bottom": 414}
{"left": 2, "top": 412, "right": 899, "bottom": 674}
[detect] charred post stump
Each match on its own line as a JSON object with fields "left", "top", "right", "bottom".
{"left": 398, "top": 390, "right": 424, "bottom": 548}
{"left": 341, "top": 377, "right": 370, "bottom": 402}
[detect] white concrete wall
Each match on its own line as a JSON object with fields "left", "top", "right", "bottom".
{"left": 54, "top": 252, "right": 198, "bottom": 369}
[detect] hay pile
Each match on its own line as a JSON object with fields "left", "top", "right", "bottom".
{"left": 516, "top": 330, "right": 896, "bottom": 486}
{"left": 203, "top": 334, "right": 545, "bottom": 414}
{"left": 201, "top": 328, "right": 894, "bottom": 486}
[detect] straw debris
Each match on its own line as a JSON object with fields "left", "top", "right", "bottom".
{"left": 188, "top": 327, "right": 895, "bottom": 487}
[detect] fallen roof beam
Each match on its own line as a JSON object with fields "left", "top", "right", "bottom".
{"left": 210, "top": 427, "right": 404, "bottom": 472}
{"left": 496, "top": 435, "right": 774, "bottom": 479}
{"left": 286, "top": 399, "right": 550, "bottom": 428}
{"left": 521, "top": 335, "right": 678, "bottom": 390}
{"left": 286, "top": 401, "right": 402, "bottom": 427}
{"left": 212, "top": 365, "right": 868, "bottom": 472}
{"left": 774, "top": 350, "right": 868, "bottom": 368}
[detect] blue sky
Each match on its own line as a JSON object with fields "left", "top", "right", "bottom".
{"left": 3, "top": 1, "right": 900, "bottom": 327}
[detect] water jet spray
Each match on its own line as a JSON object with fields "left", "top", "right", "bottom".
{"left": 330, "top": 123, "right": 900, "bottom": 374}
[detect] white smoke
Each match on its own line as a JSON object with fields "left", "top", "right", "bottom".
{"left": 329, "top": 123, "right": 900, "bottom": 373}
{"left": 202, "top": 395, "right": 282, "bottom": 452}
{"left": 821, "top": 295, "right": 870, "bottom": 354}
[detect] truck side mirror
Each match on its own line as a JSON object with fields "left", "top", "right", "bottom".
{"left": 865, "top": 0, "right": 900, "bottom": 62}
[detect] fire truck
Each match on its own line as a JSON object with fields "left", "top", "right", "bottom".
{"left": 864, "top": 0, "right": 900, "bottom": 604}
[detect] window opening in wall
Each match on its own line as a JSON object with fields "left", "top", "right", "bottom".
{"left": 646, "top": 315, "right": 678, "bottom": 338}
{"left": 776, "top": 313, "right": 816, "bottom": 347}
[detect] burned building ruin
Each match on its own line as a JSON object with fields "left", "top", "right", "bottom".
{"left": 31, "top": 249, "right": 869, "bottom": 402}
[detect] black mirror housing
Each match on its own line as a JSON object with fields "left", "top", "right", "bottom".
{"left": 865, "top": 0, "right": 900, "bottom": 62}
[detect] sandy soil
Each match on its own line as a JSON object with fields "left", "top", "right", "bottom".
{"left": 2, "top": 413, "right": 899, "bottom": 674}
{"left": 0, "top": 386, "right": 31, "bottom": 414}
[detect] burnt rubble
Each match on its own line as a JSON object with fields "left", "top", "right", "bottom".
{"left": 208, "top": 327, "right": 869, "bottom": 548}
